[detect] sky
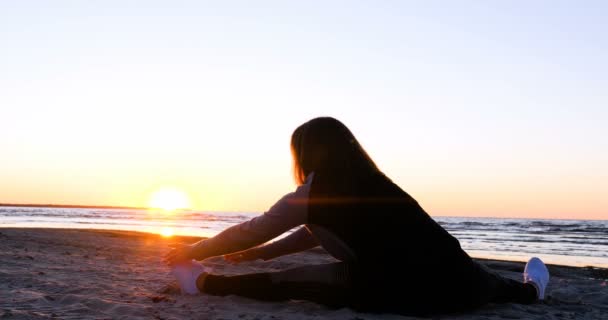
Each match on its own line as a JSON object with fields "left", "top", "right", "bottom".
{"left": 1, "top": 1, "right": 607, "bottom": 220}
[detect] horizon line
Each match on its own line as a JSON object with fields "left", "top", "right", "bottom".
{"left": 0, "top": 202, "right": 150, "bottom": 210}
{"left": 0, "top": 202, "right": 605, "bottom": 222}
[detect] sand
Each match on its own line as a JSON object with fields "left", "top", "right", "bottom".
{"left": 0, "top": 228, "right": 606, "bottom": 320}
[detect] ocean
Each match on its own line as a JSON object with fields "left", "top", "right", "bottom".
{"left": 1, "top": 206, "right": 606, "bottom": 268}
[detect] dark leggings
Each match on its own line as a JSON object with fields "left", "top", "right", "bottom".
{"left": 202, "top": 263, "right": 355, "bottom": 308}
{"left": 199, "top": 261, "right": 537, "bottom": 315}
{"left": 470, "top": 261, "right": 538, "bottom": 305}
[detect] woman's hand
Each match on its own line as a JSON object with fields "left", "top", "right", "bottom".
{"left": 163, "top": 242, "right": 197, "bottom": 266}
{"left": 223, "top": 247, "right": 264, "bottom": 264}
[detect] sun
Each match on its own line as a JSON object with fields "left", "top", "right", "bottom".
{"left": 148, "top": 187, "right": 191, "bottom": 211}
{"left": 160, "top": 227, "right": 174, "bottom": 237}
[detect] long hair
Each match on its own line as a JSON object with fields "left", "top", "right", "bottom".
{"left": 291, "top": 117, "right": 381, "bottom": 186}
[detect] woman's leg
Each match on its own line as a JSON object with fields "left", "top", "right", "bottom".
{"left": 198, "top": 262, "right": 355, "bottom": 308}
{"left": 473, "top": 261, "right": 538, "bottom": 305}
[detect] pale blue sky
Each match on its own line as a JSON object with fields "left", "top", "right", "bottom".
{"left": 1, "top": 1, "right": 607, "bottom": 219}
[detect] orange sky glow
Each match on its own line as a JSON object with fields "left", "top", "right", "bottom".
{"left": 1, "top": 2, "right": 607, "bottom": 221}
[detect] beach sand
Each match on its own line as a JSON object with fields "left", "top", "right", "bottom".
{"left": 0, "top": 228, "right": 606, "bottom": 319}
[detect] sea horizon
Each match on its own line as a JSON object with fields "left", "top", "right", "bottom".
{"left": 1, "top": 203, "right": 606, "bottom": 222}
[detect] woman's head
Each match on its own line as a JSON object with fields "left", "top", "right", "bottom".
{"left": 291, "top": 117, "right": 380, "bottom": 185}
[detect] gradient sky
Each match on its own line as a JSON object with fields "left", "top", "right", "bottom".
{"left": 1, "top": 1, "right": 607, "bottom": 220}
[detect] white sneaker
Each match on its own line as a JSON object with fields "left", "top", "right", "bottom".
{"left": 170, "top": 260, "right": 209, "bottom": 295}
{"left": 524, "top": 257, "right": 550, "bottom": 300}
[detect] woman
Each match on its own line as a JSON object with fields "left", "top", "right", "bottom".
{"left": 164, "top": 117, "right": 549, "bottom": 315}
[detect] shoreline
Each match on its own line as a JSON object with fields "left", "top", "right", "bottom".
{"left": 2, "top": 225, "right": 607, "bottom": 269}
{"left": 1, "top": 228, "right": 607, "bottom": 319}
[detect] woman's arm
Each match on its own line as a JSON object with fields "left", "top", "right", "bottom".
{"left": 187, "top": 186, "right": 309, "bottom": 261}
{"left": 257, "top": 226, "right": 319, "bottom": 260}
{"left": 164, "top": 175, "right": 315, "bottom": 265}
{"left": 225, "top": 226, "right": 319, "bottom": 262}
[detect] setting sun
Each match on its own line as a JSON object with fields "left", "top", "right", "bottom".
{"left": 148, "top": 187, "right": 191, "bottom": 211}
{"left": 160, "top": 227, "right": 174, "bottom": 238}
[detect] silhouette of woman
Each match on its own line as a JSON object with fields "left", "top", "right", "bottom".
{"left": 164, "top": 117, "right": 549, "bottom": 315}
